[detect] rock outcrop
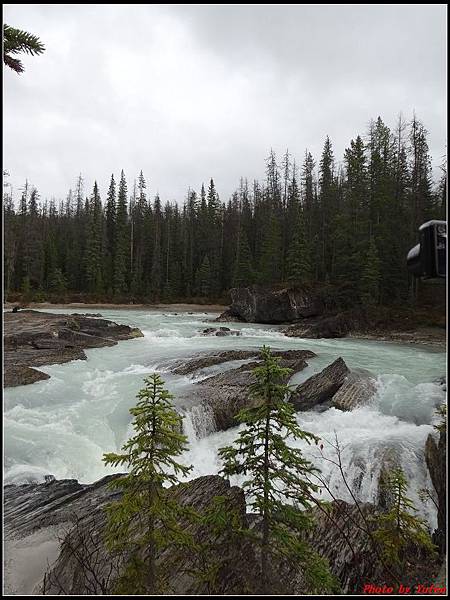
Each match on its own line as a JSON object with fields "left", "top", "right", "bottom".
{"left": 172, "top": 349, "right": 315, "bottom": 377}
{"left": 4, "top": 310, "right": 143, "bottom": 387}
{"left": 33, "top": 475, "right": 259, "bottom": 595}
{"left": 181, "top": 350, "right": 316, "bottom": 433}
{"left": 290, "top": 357, "right": 350, "bottom": 411}
{"left": 5, "top": 476, "right": 440, "bottom": 595}
{"left": 425, "top": 428, "right": 446, "bottom": 554}
{"left": 218, "top": 286, "right": 323, "bottom": 324}
{"left": 172, "top": 350, "right": 260, "bottom": 375}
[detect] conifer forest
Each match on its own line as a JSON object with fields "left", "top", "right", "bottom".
{"left": 4, "top": 115, "right": 445, "bottom": 307}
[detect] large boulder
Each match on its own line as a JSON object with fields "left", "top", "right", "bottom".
{"left": 182, "top": 350, "right": 316, "bottom": 434}
{"left": 290, "top": 358, "right": 350, "bottom": 410}
{"left": 222, "top": 286, "right": 323, "bottom": 324}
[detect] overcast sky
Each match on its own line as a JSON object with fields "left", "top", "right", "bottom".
{"left": 3, "top": 4, "right": 447, "bottom": 205}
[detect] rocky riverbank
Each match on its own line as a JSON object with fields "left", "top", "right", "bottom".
{"left": 4, "top": 310, "right": 144, "bottom": 387}
{"left": 4, "top": 468, "right": 443, "bottom": 595}
{"left": 216, "top": 286, "right": 446, "bottom": 350}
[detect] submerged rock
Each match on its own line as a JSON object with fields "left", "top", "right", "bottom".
{"left": 4, "top": 310, "right": 144, "bottom": 387}
{"left": 290, "top": 357, "right": 350, "bottom": 410}
{"left": 201, "top": 326, "right": 242, "bottom": 337}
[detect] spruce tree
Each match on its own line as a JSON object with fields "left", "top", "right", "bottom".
{"left": 373, "top": 468, "right": 437, "bottom": 567}
{"left": 286, "top": 208, "right": 311, "bottom": 284}
{"left": 85, "top": 182, "right": 103, "bottom": 294}
{"left": 360, "top": 236, "right": 381, "bottom": 306}
{"left": 105, "top": 174, "right": 116, "bottom": 294}
{"left": 113, "top": 170, "right": 129, "bottom": 296}
{"left": 219, "top": 347, "right": 335, "bottom": 594}
{"left": 232, "top": 228, "right": 254, "bottom": 287}
{"left": 103, "top": 374, "right": 193, "bottom": 594}
{"left": 196, "top": 255, "right": 212, "bottom": 297}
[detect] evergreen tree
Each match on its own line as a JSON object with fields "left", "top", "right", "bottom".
{"left": 85, "top": 182, "right": 103, "bottom": 294}
{"left": 219, "top": 347, "right": 335, "bottom": 594}
{"left": 104, "top": 174, "right": 116, "bottom": 293}
{"left": 103, "top": 374, "right": 193, "bottom": 594}
{"left": 113, "top": 170, "right": 129, "bottom": 296}
{"left": 196, "top": 255, "right": 212, "bottom": 297}
{"left": 3, "top": 24, "right": 45, "bottom": 74}
{"left": 359, "top": 237, "right": 381, "bottom": 306}
{"left": 150, "top": 194, "right": 163, "bottom": 299}
{"left": 232, "top": 228, "right": 254, "bottom": 287}
{"left": 258, "top": 214, "right": 282, "bottom": 285}
{"left": 373, "top": 468, "right": 437, "bottom": 567}
{"left": 48, "top": 267, "right": 67, "bottom": 296}
{"left": 286, "top": 208, "right": 311, "bottom": 284}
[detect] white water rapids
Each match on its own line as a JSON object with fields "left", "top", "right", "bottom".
{"left": 4, "top": 308, "right": 446, "bottom": 529}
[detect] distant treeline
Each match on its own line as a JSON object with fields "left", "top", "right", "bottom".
{"left": 3, "top": 115, "right": 446, "bottom": 306}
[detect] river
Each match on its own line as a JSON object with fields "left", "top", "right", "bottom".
{"left": 4, "top": 308, "right": 446, "bottom": 528}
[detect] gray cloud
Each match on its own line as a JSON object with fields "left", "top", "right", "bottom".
{"left": 3, "top": 4, "right": 447, "bottom": 204}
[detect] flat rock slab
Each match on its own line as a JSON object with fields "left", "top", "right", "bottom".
{"left": 4, "top": 310, "right": 143, "bottom": 387}
{"left": 173, "top": 349, "right": 316, "bottom": 376}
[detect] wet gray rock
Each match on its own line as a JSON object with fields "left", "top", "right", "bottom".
{"left": 172, "top": 350, "right": 260, "bottom": 375}
{"left": 4, "top": 310, "right": 144, "bottom": 387}
{"left": 331, "top": 371, "right": 377, "bottom": 411}
{"left": 201, "top": 326, "right": 242, "bottom": 337}
{"left": 290, "top": 357, "right": 350, "bottom": 411}
{"left": 4, "top": 365, "right": 52, "bottom": 387}
{"left": 172, "top": 349, "right": 316, "bottom": 377}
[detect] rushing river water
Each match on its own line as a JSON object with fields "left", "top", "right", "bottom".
{"left": 4, "top": 308, "right": 446, "bottom": 528}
